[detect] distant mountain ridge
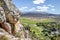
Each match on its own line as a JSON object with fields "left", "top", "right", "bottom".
{"left": 21, "top": 12, "right": 60, "bottom": 17}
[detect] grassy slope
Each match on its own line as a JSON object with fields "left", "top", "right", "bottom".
{"left": 20, "top": 17, "right": 54, "bottom": 24}
{"left": 20, "top": 17, "right": 38, "bottom": 24}
{"left": 20, "top": 17, "right": 54, "bottom": 40}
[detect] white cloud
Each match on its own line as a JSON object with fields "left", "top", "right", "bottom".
{"left": 33, "top": 0, "right": 46, "bottom": 4}
{"left": 48, "top": 4, "right": 55, "bottom": 7}
{"left": 19, "top": 7, "right": 28, "bottom": 12}
{"left": 27, "top": 5, "right": 49, "bottom": 12}
{"left": 19, "top": 5, "right": 55, "bottom": 12}
{"left": 19, "top": 7, "right": 28, "bottom": 11}
{"left": 29, "top": 7, "right": 36, "bottom": 11}
{"left": 51, "top": 9, "right": 55, "bottom": 11}
{"left": 36, "top": 5, "right": 49, "bottom": 12}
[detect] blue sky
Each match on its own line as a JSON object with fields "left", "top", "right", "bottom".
{"left": 13, "top": 0, "right": 60, "bottom": 14}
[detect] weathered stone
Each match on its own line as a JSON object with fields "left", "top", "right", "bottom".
{"left": 0, "top": 0, "right": 32, "bottom": 40}
{"left": 15, "top": 21, "right": 24, "bottom": 32}
{"left": 0, "top": 33, "right": 19, "bottom": 40}
{"left": 2, "top": 0, "right": 21, "bottom": 34}
{"left": 0, "top": 7, "right": 6, "bottom": 23}
{"left": 0, "top": 28, "right": 8, "bottom": 35}
{"left": 0, "top": 7, "right": 12, "bottom": 34}
{"left": 0, "top": 0, "right": 21, "bottom": 34}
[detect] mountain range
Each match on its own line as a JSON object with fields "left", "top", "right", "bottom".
{"left": 21, "top": 12, "right": 60, "bottom": 18}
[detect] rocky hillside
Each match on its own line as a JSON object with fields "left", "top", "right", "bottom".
{"left": 0, "top": 0, "right": 31, "bottom": 40}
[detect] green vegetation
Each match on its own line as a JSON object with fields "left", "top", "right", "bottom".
{"left": 20, "top": 17, "right": 37, "bottom": 24}
{"left": 40, "top": 19, "right": 54, "bottom": 23}
{"left": 20, "top": 17, "right": 60, "bottom": 40}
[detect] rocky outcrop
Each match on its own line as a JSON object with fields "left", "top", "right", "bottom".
{"left": 0, "top": 0, "right": 21, "bottom": 34}
{"left": 0, "top": 0, "right": 21, "bottom": 40}
{"left": 0, "top": 0, "right": 32, "bottom": 40}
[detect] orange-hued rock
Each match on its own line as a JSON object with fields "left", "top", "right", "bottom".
{"left": 1, "top": 21, "right": 11, "bottom": 34}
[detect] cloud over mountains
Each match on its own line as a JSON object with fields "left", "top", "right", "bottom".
{"left": 19, "top": 5, "right": 55, "bottom": 12}
{"left": 19, "top": 0, "right": 55, "bottom": 13}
